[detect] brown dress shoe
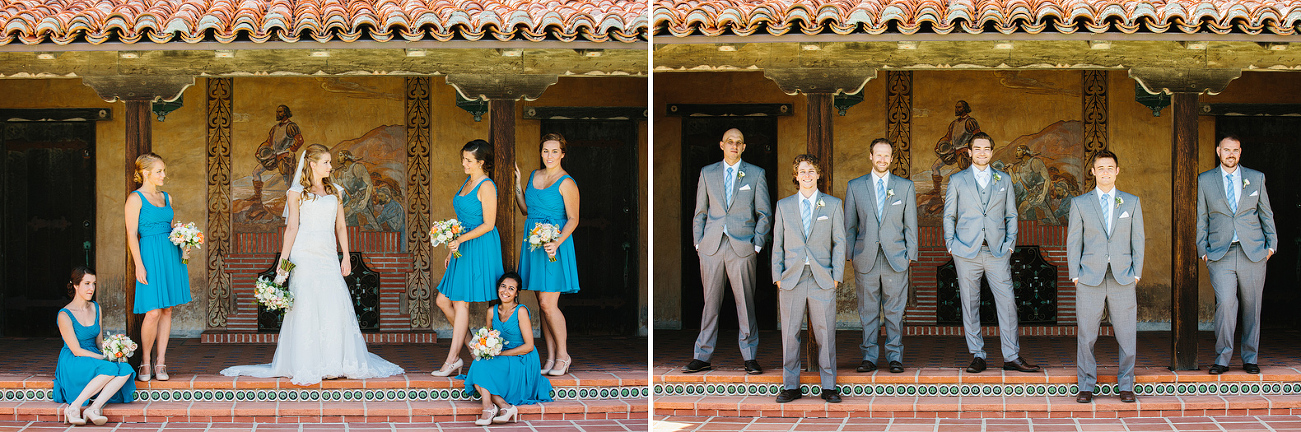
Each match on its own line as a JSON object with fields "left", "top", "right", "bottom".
{"left": 1003, "top": 357, "right": 1042, "bottom": 373}
{"left": 1075, "top": 391, "right": 1093, "bottom": 403}
{"left": 1119, "top": 391, "right": 1136, "bottom": 403}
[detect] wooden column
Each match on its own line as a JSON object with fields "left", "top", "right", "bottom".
{"left": 490, "top": 100, "right": 518, "bottom": 269}
{"left": 1170, "top": 92, "right": 1199, "bottom": 370}
{"left": 806, "top": 93, "right": 835, "bottom": 194}
{"left": 124, "top": 99, "right": 152, "bottom": 369}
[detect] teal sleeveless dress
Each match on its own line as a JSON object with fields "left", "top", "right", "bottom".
{"left": 435, "top": 177, "right": 503, "bottom": 303}
{"left": 132, "top": 191, "right": 192, "bottom": 313}
{"left": 518, "top": 172, "right": 580, "bottom": 293}
{"left": 53, "top": 302, "right": 135, "bottom": 405}
{"left": 463, "top": 304, "right": 553, "bottom": 405}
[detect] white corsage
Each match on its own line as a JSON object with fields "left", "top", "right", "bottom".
{"left": 887, "top": 189, "right": 895, "bottom": 198}
{"left": 737, "top": 170, "right": 746, "bottom": 180}
{"left": 993, "top": 173, "right": 1002, "bottom": 182}
{"left": 1244, "top": 179, "right": 1250, "bottom": 188}
{"left": 816, "top": 199, "right": 825, "bottom": 208}
{"left": 1116, "top": 196, "right": 1124, "bottom": 208}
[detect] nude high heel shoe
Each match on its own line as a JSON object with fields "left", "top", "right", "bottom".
{"left": 430, "top": 358, "right": 463, "bottom": 377}
{"left": 492, "top": 404, "right": 519, "bottom": 424}
{"left": 547, "top": 357, "right": 571, "bottom": 376}
{"left": 154, "top": 364, "right": 169, "bottom": 381}
{"left": 137, "top": 364, "right": 151, "bottom": 382}
{"left": 474, "top": 405, "right": 498, "bottom": 426}
{"left": 540, "top": 359, "right": 554, "bottom": 375}
{"left": 64, "top": 405, "right": 86, "bottom": 425}
{"left": 84, "top": 407, "right": 108, "bottom": 426}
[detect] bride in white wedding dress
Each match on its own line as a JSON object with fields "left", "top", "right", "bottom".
{"left": 221, "top": 144, "right": 404, "bottom": 385}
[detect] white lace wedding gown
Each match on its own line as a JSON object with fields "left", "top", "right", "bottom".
{"left": 221, "top": 193, "right": 404, "bottom": 385}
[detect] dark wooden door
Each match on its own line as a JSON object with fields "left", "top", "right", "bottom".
{"left": 1215, "top": 116, "right": 1301, "bottom": 330}
{"left": 1, "top": 121, "right": 96, "bottom": 337}
{"left": 539, "top": 119, "right": 640, "bottom": 335}
{"left": 680, "top": 117, "right": 779, "bottom": 332}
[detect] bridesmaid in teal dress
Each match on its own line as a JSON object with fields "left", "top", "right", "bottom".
{"left": 463, "top": 272, "right": 553, "bottom": 425}
{"left": 53, "top": 266, "right": 135, "bottom": 426}
{"left": 125, "top": 153, "right": 192, "bottom": 382}
{"left": 512, "top": 133, "right": 581, "bottom": 376}
{"left": 432, "top": 140, "right": 505, "bottom": 377}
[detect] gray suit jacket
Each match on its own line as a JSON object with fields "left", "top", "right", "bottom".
{"left": 942, "top": 167, "right": 1019, "bottom": 259}
{"left": 1066, "top": 190, "right": 1145, "bottom": 286}
{"left": 1196, "top": 166, "right": 1277, "bottom": 262}
{"left": 772, "top": 192, "right": 846, "bottom": 290}
{"left": 845, "top": 173, "right": 918, "bottom": 273}
{"left": 693, "top": 161, "right": 772, "bottom": 256}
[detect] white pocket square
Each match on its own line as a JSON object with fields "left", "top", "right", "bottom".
{"left": 1120, "top": 211, "right": 1130, "bottom": 219}
{"left": 816, "top": 215, "right": 829, "bottom": 221}
{"left": 1250, "top": 190, "right": 1258, "bottom": 197}
{"left": 892, "top": 200, "right": 902, "bottom": 206}
{"left": 1000, "top": 188, "right": 1006, "bottom": 192}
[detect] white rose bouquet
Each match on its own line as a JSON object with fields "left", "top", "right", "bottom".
{"left": 101, "top": 334, "right": 138, "bottom": 362}
{"left": 527, "top": 222, "right": 562, "bottom": 262}
{"left": 168, "top": 222, "right": 204, "bottom": 264}
{"left": 468, "top": 327, "right": 504, "bottom": 361}
{"left": 430, "top": 219, "right": 465, "bottom": 258}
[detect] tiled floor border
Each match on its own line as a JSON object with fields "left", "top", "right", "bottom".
{"left": 656, "top": 381, "right": 1301, "bottom": 398}
{"left": 0, "top": 385, "right": 649, "bottom": 403}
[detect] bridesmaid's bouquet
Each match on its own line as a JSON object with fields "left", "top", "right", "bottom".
{"left": 254, "top": 276, "right": 295, "bottom": 311}
{"left": 101, "top": 334, "right": 138, "bottom": 362}
{"left": 469, "top": 327, "right": 504, "bottom": 360}
{"left": 168, "top": 222, "right": 204, "bottom": 264}
{"left": 527, "top": 222, "right": 562, "bottom": 262}
{"left": 430, "top": 219, "right": 465, "bottom": 258}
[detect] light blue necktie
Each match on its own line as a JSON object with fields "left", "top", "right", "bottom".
{"left": 801, "top": 198, "right": 812, "bottom": 237}
{"left": 1226, "top": 174, "right": 1237, "bottom": 213}
{"left": 725, "top": 166, "right": 734, "bottom": 205}
{"left": 1101, "top": 193, "right": 1111, "bottom": 234}
{"left": 876, "top": 177, "right": 886, "bottom": 221}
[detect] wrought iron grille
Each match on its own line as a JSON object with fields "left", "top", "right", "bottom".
{"left": 257, "top": 252, "right": 381, "bottom": 332}
{"left": 935, "top": 246, "right": 1058, "bottom": 325}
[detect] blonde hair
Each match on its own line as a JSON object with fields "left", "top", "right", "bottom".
{"left": 298, "top": 144, "right": 336, "bottom": 201}
{"left": 133, "top": 153, "right": 163, "bottom": 185}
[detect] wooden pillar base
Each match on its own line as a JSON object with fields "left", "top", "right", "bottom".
{"left": 1170, "top": 92, "right": 1199, "bottom": 370}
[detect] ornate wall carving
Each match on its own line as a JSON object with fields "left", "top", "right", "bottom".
{"left": 887, "top": 71, "right": 912, "bottom": 178}
{"left": 206, "top": 77, "right": 233, "bottom": 328}
{"left": 1082, "top": 70, "right": 1109, "bottom": 188}
{"left": 404, "top": 77, "right": 433, "bottom": 329}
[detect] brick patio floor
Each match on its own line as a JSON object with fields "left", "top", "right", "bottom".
{"left": 655, "top": 415, "right": 1301, "bottom": 432}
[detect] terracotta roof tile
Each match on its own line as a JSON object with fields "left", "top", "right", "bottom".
{"left": 654, "top": 0, "right": 1301, "bottom": 37}
{"left": 0, "top": 0, "right": 646, "bottom": 45}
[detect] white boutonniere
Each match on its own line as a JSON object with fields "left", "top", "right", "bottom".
{"left": 887, "top": 189, "right": 895, "bottom": 198}
{"left": 993, "top": 173, "right": 1002, "bottom": 182}
{"left": 816, "top": 199, "right": 825, "bottom": 208}
{"left": 737, "top": 170, "right": 746, "bottom": 180}
{"left": 1243, "top": 178, "right": 1250, "bottom": 188}
{"left": 1115, "top": 196, "right": 1124, "bottom": 208}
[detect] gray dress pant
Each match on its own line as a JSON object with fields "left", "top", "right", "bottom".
{"left": 953, "top": 246, "right": 1020, "bottom": 362}
{"left": 856, "top": 249, "right": 908, "bottom": 364}
{"left": 1208, "top": 243, "right": 1268, "bottom": 366}
{"left": 693, "top": 237, "right": 759, "bottom": 362}
{"left": 780, "top": 268, "right": 837, "bottom": 390}
{"left": 1076, "top": 269, "right": 1138, "bottom": 392}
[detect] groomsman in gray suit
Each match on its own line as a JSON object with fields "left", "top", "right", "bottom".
{"left": 1067, "top": 150, "right": 1144, "bottom": 404}
{"left": 942, "top": 132, "right": 1041, "bottom": 373}
{"left": 845, "top": 138, "right": 918, "bottom": 374}
{"left": 685, "top": 128, "right": 772, "bottom": 375}
{"left": 772, "top": 154, "right": 846, "bottom": 403}
{"left": 1197, "top": 135, "right": 1277, "bottom": 375}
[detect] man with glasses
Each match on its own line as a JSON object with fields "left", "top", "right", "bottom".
{"left": 942, "top": 132, "right": 1041, "bottom": 374}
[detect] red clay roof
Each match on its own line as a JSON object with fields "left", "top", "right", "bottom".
{"left": 655, "top": 0, "right": 1301, "bottom": 37}
{"left": 0, "top": 0, "right": 646, "bottom": 45}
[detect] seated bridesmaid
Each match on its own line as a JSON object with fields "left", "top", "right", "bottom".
{"left": 53, "top": 266, "right": 135, "bottom": 426}
{"left": 463, "top": 272, "right": 553, "bottom": 426}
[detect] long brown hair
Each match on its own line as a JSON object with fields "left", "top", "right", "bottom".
{"left": 67, "top": 266, "right": 95, "bottom": 299}
{"left": 298, "top": 144, "right": 336, "bottom": 201}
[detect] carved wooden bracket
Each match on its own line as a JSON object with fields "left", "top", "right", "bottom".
{"left": 445, "top": 74, "right": 558, "bottom": 101}
{"left": 80, "top": 75, "right": 194, "bottom": 103}
{"left": 1128, "top": 68, "right": 1241, "bottom": 96}
{"left": 762, "top": 68, "right": 877, "bottom": 95}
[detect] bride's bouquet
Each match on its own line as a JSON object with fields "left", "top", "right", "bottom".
{"left": 430, "top": 219, "right": 465, "bottom": 258}
{"left": 168, "top": 222, "right": 204, "bottom": 264}
{"left": 468, "top": 327, "right": 504, "bottom": 360}
{"left": 254, "top": 270, "right": 295, "bottom": 311}
{"left": 527, "top": 222, "right": 562, "bottom": 262}
{"left": 101, "top": 334, "right": 138, "bottom": 362}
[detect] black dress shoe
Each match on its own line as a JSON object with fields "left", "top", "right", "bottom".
{"left": 1075, "top": 391, "right": 1093, "bottom": 403}
{"left": 966, "top": 357, "right": 987, "bottom": 373}
{"left": 1244, "top": 363, "right": 1261, "bottom": 374}
{"left": 1119, "top": 391, "right": 1136, "bottom": 403}
{"left": 744, "top": 360, "right": 763, "bottom": 375}
{"left": 682, "top": 359, "right": 712, "bottom": 373}
{"left": 856, "top": 360, "right": 877, "bottom": 373}
{"left": 889, "top": 361, "right": 905, "bottom": 373}
{"left": 1003, "top": 357, "right": 1042, "bottom": 373}
{"left": 821, "top": 388, "right": 842, "bottom": 403}
{"left": 775, "top": 389, "right": 802, "bottom": 403}
{"left": 1208, "top": 364, "right": 1230, "bottom": 375}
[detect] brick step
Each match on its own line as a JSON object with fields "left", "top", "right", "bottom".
{"left": 0, "top": 398, "right": 647, "bottom": 423}
{"left": 200, "top": 332, "right": 438, "bottom": 344}
{"left": 0, "top": 372, "right": 648, "bottom": 404}
{"left": 656, "top": 366, "right": 1301, "bottom": 399}
{"left": 655, "top": 393, "right": 1301, "bottom": 418}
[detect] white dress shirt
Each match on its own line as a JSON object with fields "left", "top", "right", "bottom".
{"left": 800, "top": 190, "right": 819, "bottom": 265}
